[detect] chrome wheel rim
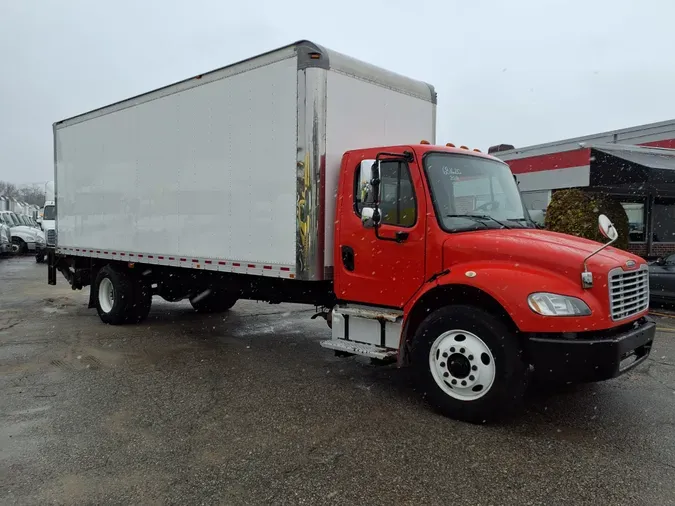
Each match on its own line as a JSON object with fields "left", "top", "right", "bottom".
{"left": 98, "top": 278, "right": 115, "bottom": 314}
{"left": 429, "top": 329, "right": 496, "bottom": 401}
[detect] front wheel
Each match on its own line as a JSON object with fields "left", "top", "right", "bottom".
{"left": 411, "top": 305, "right": 527, "bottom": 424}
{"left": 12, "top": 238, "right": 26, "bottom": 255}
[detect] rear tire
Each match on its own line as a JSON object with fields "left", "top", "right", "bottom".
{"left": 411, "top": 305, "right": 527, "bottom": 424}
{"left": 189, "top": 290, "right": 237, "bottom": 313}
{"left": 94, "top": 265, "right": 135, "bottom": 325}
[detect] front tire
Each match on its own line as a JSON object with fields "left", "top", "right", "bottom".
{"left": 12, "top": 238, "right": 26, "bottom": 255}
{"left": 94, "top": 265, "right": 135, "bottom": 325}
{"left": 411, "top": 305, "right": 527, "bottom": 424}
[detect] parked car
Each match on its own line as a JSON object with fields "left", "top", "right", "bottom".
{"left": 649, "top": 254, "right": 675, "bottom": 305}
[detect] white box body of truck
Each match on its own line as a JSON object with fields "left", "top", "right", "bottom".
{"left": 54, "top": 41, "right": 436, "bottom": 281}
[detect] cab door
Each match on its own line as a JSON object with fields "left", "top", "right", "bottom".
{"left": 334, "top": 149, "right": 427, "bottom": 308}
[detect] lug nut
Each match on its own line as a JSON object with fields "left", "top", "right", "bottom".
{"left": 442, "top": 352, "right": 448, "bottom": 358}
{"left": 461, "top": 380, "right": 467, "bottom": 386}
{"left": 440, "top": 362, "right": 446, "bottom": 367}
{"left": 450, "top": 347, "right": 455, "bottom": 353}
{"left": 469, "top": 375, "right": 475, "bottom": 381}
{"left": 451, "top": 379, "right": 457, "bottom": 385}
{"left": 469, "top": 355, "right": 474, "bottom": 360}
{"left": 472, "top": 365, "right": 477, "bottom": 371}
{"left": 443, "top": 372, "right": 449, "bottom": 378}
{"left": 460, "top": 348, "right": 465, "bottom": 354}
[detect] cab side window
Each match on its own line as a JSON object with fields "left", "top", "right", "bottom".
{"left": 354, "top": 160, "right": 416, "bottom": 227}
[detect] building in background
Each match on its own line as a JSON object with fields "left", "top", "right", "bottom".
{"left": 491, "top": 119, "right": 675, "bottom": 258}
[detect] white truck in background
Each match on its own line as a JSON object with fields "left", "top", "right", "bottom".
{"left": 0, "top": 210, "right": 45, "bottom": 255}
{"left": 36, "top": 200, "right": 55, "bottom": 262}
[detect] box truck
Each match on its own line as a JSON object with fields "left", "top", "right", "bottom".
{"left": 49, "top": 41, "right": 655, "bottom": 422}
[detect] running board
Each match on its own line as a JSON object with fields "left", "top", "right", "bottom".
{"left": 338, "top": 306, "right": 403, "bottom": 323}
{"left": 320, "top": 340, "right": 398, "bottom": 360}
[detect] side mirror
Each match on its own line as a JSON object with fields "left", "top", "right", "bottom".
{"left": 598, "top": 214, "right": 618, "bottom": 242}
{"left": 361, "top": 207, "right": 377, "bottom": 228}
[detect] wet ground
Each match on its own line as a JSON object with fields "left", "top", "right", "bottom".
{"left": 1, "top": 256, "right": 674, "bottom": 505}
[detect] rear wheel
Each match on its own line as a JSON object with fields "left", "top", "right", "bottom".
{"left": 189, "top": 290, "right": 237, "bottom": 313}
{"left": 411, "top": 305, "right": 527, "bottom": 424}
{"left": 94, "top": 265, "right": 135, "bottom": 325}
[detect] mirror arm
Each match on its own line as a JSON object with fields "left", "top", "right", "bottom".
{"left": 583, "top": 235, "right": 617, "bottom": 273}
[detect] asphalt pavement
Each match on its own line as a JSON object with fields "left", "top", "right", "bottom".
{"left": 1, "top": 257, "right": 674, "bottom": 505}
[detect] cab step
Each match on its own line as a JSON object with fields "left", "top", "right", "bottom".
{"left": 320, "top": 339, "right": 398, "bottom": 361}
{"left": 338, "top": 305, "right": 403, "bottom": 322}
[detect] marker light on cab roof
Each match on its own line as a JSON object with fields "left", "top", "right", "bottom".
{"left": 446, "top": 143, "right": 455, "bottom": 147}
{"left": 420, "top": 140, "right": 430, "bottom": 145}
{"left": 460, "top": 145, "right": 469, "bottom": 150}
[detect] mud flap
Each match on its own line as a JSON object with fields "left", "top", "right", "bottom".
{"left": 88, "top": 285, "right": 97, "bottom": 309}
{"left": 47, "top": 250, "right": 57, "bottom": 285}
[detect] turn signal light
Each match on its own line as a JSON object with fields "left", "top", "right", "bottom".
{"left": 420, "top": 140, "right": 430, "bottom": 145}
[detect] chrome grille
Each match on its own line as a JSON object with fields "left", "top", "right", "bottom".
{"left": 608, "top": 265, "right": 649, "bottom": 321}
{"left": 46, "top": 229, "right": 56, "bottom": 246}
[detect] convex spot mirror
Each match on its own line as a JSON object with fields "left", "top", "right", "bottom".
{"left": 598, "top": 214, "right": 618, "bottom": 242}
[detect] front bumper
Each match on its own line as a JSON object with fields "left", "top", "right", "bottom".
{"left": 526, "top": 317, "right": 655, "bottom": 383}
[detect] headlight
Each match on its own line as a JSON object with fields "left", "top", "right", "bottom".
{"left": 528, "top": 292, "right": 591, "bottom": 316}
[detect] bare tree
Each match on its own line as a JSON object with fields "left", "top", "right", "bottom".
{"left": 0, "top": 180, "right": 18, "bottom": 198}
{"left": 18, "top": 185, "right": 46, "bottom": 207}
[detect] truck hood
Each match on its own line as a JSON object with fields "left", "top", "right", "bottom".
{"left": 443, "top": 229, "right": 642, "bottom": 275}
{"left": 11, "top": 225, "right": 41, "bottom": 239}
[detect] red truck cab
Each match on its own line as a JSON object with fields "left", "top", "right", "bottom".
{"left": 326, "top": 143, "right": 655, "bottom": 422}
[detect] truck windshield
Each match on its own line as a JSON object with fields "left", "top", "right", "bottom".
{"left": 424, "top": 152, "right": 530, "bottom": 231}
{"left": 43, "top": 205, "right": 55, "bottom": 220}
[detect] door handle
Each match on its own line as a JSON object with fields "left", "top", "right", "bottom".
{"left": 395, "top": 231, "right": 409, "bottom": 243}
{"left": 341, "top": 246, "right": 355, "bottom": 271}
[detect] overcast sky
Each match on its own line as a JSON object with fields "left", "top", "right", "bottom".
{"left": 2, "top": 0, "right": 674, "bottom": 184}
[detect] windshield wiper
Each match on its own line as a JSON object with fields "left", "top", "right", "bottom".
{"left": 445, "top": 214, "right": 511, "bottom": 229}
{"left": 507, "top": 217, "right": 538, "bottom": 229}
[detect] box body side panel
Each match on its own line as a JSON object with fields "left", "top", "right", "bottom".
{"left": 55, "top": 57, "right": 299, "bottom": 266}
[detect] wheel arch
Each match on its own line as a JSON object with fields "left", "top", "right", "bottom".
{"left": 398, "top": 284, "right": 520, "bottom": 367}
